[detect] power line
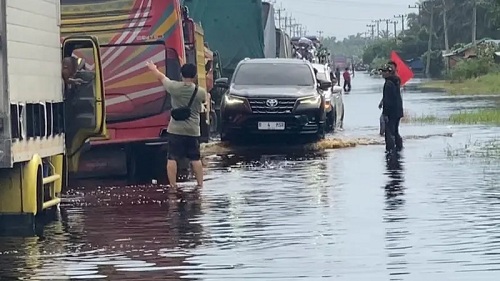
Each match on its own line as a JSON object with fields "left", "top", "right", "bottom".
{"left": 284, "top": 0, "right": 405, "bottom": 7}
{"left": 285, "top": 8, "right": 374, "bottom": 22}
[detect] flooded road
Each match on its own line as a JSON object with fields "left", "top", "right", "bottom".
{"left": 1, "top": 74, "right": 500, "bottom": 280}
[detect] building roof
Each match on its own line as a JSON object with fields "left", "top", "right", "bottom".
{"left": 443, "top": 38, "right": 500, "bottom": 57}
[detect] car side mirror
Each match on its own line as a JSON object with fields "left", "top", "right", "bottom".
{"left": 214, "top": 77, "right": 229, "bottom": 89}
{"left": 318, "top": 79, "right": 332, "bottom": 91}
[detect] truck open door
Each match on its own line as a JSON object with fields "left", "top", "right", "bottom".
{"left": 62, "top": 35, "right": 107, "bottom": 173}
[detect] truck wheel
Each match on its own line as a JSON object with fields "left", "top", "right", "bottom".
{"left": 209, "top": 112, "right": 218, "bottom": 137}
{"left": 126, "top": 150, "right": 138, "bottom": 181}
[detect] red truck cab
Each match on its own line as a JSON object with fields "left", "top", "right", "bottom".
{"left": 61, "top": 0, "right": 194, "bottom": 179}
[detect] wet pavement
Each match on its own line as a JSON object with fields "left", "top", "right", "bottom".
{"left": 1, "top": 74, "right": 500, "bottom": 280}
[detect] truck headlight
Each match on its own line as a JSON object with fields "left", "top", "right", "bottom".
{"left": 225, "top": 94, "right": 245, "bottom": 105}
{"left": 299, "top": 95, "right": 321, "bottom": 105}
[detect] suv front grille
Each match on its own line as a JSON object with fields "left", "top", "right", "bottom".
{"left": 248, "top": 98, "right": 297, "bottom": 114}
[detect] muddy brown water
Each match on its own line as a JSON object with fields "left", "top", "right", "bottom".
{"left": 1, "top": 74, "right": 500, "bottom": 280}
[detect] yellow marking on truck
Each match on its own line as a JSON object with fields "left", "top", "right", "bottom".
{"left": 61, "top": 0, "right": 135, "bottom": 15}
{"left": 153, "top": 9, "right": 178, "bottom": 36}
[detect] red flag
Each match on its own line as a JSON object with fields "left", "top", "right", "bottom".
{"left": 390, "top": 51, "right": 414, "bottom": 86}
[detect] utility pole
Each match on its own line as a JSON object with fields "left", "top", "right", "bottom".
{"left": 441, "top": 0, "right": 449, "bottom": 52}
{"left": 408, "top": 4, "right": 421, "bottom": 24}
{"left": 394, "top": 14, "right": 405, "bottom": 33}
{"left": 372, "top": 19, "right": 382, "bottom": 38}
{"left": 441, "top": 0, "right": 450, "bottom": 73}
{"left": 424, "top": 1, "right": 435, "bottom": 78}
{"left": 275, "top": 4, "right": 285, "bottom": 29}
{"left": 366, "top": 24, "right": 375, "bottom": 40}
{"left": 384, "top": 19, "right": 390, "bottom": 39}
{"left": 390, "top": 20, "right": 398, "bottom": 38}
{"left": 472, "top": 0, "right": 477, "bottom": 45}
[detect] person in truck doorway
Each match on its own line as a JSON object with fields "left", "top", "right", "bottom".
{"left": 146, "top": 61, "right": 206, "bottom": 190}
{"left": 342, "top": 67, "right": 351, "bottom": 92}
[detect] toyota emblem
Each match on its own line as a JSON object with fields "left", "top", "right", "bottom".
{"left": 266, "top": 99, "right": 278, "bottom": 107}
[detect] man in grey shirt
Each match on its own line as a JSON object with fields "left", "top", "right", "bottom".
{"left": 146, "top": 61, "right": 206, "bottom": 189}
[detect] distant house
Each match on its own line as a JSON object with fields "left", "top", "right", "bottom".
{"left": 442, "top": 38, "right": 500, "bottom": 69}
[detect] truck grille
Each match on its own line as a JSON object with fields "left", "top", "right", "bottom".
{"left": 248, "top": 98, "right": 297, "bottom": 114}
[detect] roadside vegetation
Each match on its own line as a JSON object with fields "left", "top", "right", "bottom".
{"left": 444, "top": 138, "right": 500, "bottom": 160}
{"left": 362, "top": 0, "right": 500, "bottom": 87}
{"left": 404, "top": 109, "right": 500, "bottom": 125}
{"left": 422, "top": 72, "right": 500, "bottom": 95}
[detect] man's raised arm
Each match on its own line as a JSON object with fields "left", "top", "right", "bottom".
{"left": 146, "top": 61, "right": 169, "bottom": 83}
{"left": 146, "top": 60, "right": 175, "bottom": 92}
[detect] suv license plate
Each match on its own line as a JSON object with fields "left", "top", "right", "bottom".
{"left": 258, "top": 122, "right": 285, "bottom": 130}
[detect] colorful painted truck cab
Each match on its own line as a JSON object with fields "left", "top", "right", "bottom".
{"left": 60, "top": 0, "right": 197, "bottom": 178}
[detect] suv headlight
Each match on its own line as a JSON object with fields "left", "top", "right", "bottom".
{"left": 299, "top": 95, "right": 321, "bottom": 105}
{"left": 225, "top": 94, "right": 245, "bottom": 105}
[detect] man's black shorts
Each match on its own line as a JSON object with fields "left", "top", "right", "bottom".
{"left": 167, "top": 133, "right": 201, "bottom": 161}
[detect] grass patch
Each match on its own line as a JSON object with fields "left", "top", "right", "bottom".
{"left": 402, "top": 113, "right": 443, "bottom": 124}
{"left": 449, "top": 109, "right": 500, "bottom": 125}
{"left": 404, "top": 109, "right": 500, "bottom": 125}
{"left": 422, "top": 73, "right": 500, "bottom": 95}
{"left": 444, "top": 139, "right": 500, "bottom": 160}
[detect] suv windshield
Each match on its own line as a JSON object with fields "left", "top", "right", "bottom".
{"left": 233, "top": 63, "right": 314, "bottom": 86}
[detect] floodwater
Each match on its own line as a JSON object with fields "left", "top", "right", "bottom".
{"left": 1, "top": 74, "right": 500, "bottom": 280}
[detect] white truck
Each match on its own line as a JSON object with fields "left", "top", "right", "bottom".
{"left": 0, "top": 0, "right": 107, "bottom": 233}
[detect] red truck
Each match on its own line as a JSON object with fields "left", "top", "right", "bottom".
{"left": 61, "top": 0, "right": 209, "bottom": 180}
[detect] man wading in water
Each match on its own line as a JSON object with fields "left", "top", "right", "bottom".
{"left": 146, "top": 61, "right": 206, "bottom": 191}
{"left": 379, "top": 64, "right": 403, "bottom": 153}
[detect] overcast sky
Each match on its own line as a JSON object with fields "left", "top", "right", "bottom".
{"left": 277, "top": 0, "right": 419, "bottom": 39}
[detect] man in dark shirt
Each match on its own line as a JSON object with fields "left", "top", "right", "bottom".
{"left": 334, "top": 67, "right": 341, "bottom": 86}
{"left": 379, "top": 64, "right": 403, "bottom": 153}
{"left": 379, "top": 60, "right": 401, "bottom": 136}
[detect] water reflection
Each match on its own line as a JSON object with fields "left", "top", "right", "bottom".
{"left": 383, "top": 153, "right": 411, "bottom": 279}
{"left": 0, "top": 192, "right": 204, "bottom": 280}
{"left": 384, "top": 153, "right": 405, "bottom": 208}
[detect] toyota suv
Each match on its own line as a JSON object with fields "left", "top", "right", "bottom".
{"left": 214, "top": 58, "right": 332, "bottom": 142}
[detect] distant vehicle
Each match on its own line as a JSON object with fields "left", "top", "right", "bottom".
{"left": 215, "top": 59, "right": 332, "bottom": 142}
{"left": 311, "top": 63, "right": 344, "bottom": 132}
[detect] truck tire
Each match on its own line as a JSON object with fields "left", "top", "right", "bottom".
{"left": 209, "top": 111, "right": 218, "bottom": 137}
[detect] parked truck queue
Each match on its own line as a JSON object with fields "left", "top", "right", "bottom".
{"left": 0, "top": 0, "right": 341, "bottom": 233}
